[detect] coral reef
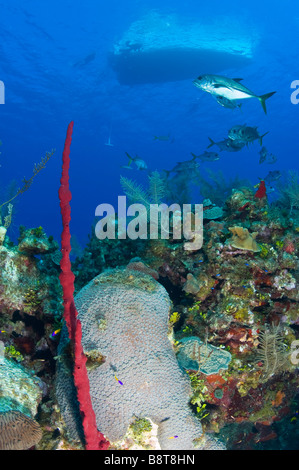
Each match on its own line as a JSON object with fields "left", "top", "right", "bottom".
{"left": 109, "top": 178, "right": 298, "bottom": 449}
{"left": 53, "top": 167, "right": 299, "bottom": 450}
{"left": 72, "top": 229, "right": 145, "bottom": 292}
{"left": 0, "top": 220, "right": 62, "bottom": 319}
{"left": 18, "top": 226, "right": 57, "bottom": 255}
{"left": 56, "top": 268, "right": 225, "bottom": 450}
{"left": 1, "top": 139, "right": 298, "bottom": 451}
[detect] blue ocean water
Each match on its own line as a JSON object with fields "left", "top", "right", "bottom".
{"left": 0, "top": 0, "right": 298, "bottom": 246}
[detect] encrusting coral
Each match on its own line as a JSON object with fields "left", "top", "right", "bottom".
{"left": 56, "top": 267, "right": 225, "bottom": 450}
{"left": 227, "top": 226, "right": 260, "bottom": 252}
{"left": 177, "top": 336, "right": 232, "bottom": 375}
{"left": 202, "top": 199, "right": 224, "bottom": 220}
{"left": 0, "top": 356, "right": 43, "bottom": 416}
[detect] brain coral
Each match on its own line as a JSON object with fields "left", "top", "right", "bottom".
{"left": 56, "top": 268, "right": 224, "bottom": 450}
{"left": 0, "top": 410, "right": 42, "bottom": 450}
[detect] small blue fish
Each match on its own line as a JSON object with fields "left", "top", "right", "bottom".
{"left": 115, "top": 375, "right": 123, "bottom": 385}
{"left": 51, "top": 329, "right": 61, "bottom": 337}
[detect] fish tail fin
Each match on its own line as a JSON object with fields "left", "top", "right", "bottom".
{"left": 207, "top": 137, "right": 215, "bottom": 148}
{"left": 259, "top": 131, "right": 270, "bottom": 146}
{"left": 190, "top": 152, "right": 198, "bottom": 160}
{"left": 153, "top": 136, "right": 158, "bottom": 140}
{"left": 258, "top": 91, "right": 276, "bottom": 114}
{"left": 125, "top": 152, "right": 134, "bottom": 165}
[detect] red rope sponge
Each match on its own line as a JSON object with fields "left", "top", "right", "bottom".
{"left": 255, "top": 180, "right": 267, "bottom": 199}
{"left": 59, "top": 121, "right": 109, "bottom": 450}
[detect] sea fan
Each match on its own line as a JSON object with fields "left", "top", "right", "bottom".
{"left": 120, "top": 175, "right": 150, "bottom": 208}
{"left": 0, "top": 149, "right": 55, "bottom": 211}
{"left": 196, "top": 168, "right": 250, "bottom": 206}
{"left": 148, "top": 170, "right": 166, "bottom": 205}
{"left": 120, "top": 172, "right": 166, "bottom": 207}
{"left": 256, "top": 324, "right": 289, "bottom": 382}
{"left": 277, "top": 170, "right": 299, "bottom": 214}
